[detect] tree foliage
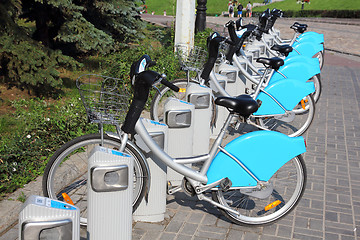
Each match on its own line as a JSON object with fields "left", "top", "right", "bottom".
{"left": 0, "top": 0, "right": 145, "bottom": 96}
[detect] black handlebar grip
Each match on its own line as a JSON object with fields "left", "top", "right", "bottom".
{"left": 161, "top": 79, "right": 180, "bottom": 92}
{"left": 200, "top": 57, "right": 216, "bottom": 83}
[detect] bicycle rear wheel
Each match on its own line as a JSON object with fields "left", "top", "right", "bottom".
{"left": 42, "top": 133, "right": 148, "bottom": 226}
{"left": 313, "top": 49, "right": 324, "bottom": 70}
{"left": 308, "top": 73, "right": 321, "bottom": 103}
{"left": 255, "top": 94, "right": 315, "bottom": 137}
{"left": 212, "top": 155, "right": 306, "bottom": 226}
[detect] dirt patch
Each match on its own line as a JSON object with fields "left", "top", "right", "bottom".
{"left": 0, "top": 85, "right": 31, "bottom": 115}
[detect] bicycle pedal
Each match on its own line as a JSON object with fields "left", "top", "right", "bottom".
{"left": 220, "top": 177, "right": 232, "bottom": 192}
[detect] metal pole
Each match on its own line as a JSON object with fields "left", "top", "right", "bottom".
{"left": 174, "top": 0, "right": 196, "bottom": 49}
{"left": 195, "top": 0, "right": 207, "bottom": 33}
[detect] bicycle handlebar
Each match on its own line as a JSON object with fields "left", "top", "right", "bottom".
{"left": 160, "top": 77, "right": 180, "bottom": 92}
{"left": 122, "top": 55, "right": 179, "bottom": 134}
{"left": 224, "top": 22, "right": 254, "bottom": 63}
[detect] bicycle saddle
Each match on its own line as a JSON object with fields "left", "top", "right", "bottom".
{"left": 291, "top": 23, "right": 307, "bottom": 33}
{"left": 271, "top": 44, "right": 293, "bottom": 56}
{"left": 256, "top": 57, "right": 284, "bottom": 70}
{"left": 215, "top": 95, "right": 258, "bottom": 117}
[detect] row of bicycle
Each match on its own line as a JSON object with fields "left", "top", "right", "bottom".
{"left": 40, "top": 8, "right": 325, "bottom": 228}
{"left": 152, "top": 8, "right": 324, "bottom": 139}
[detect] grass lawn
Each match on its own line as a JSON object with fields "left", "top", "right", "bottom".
{"left": 144, "top": 0, "right": 264, "bottom": 16}
{"left": 144, "top": 0, "right": 360, "bottom": 16}
{"left": 254, "top": 0, "right": 360, "bottom": 12}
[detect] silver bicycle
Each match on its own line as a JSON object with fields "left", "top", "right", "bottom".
{"left": 42, "top": 55, "right": 307, "bottom": 227}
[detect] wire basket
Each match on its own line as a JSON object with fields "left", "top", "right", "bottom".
{"left": 175, "top": 45, "right": 207, "bottom": 72}
{"left": 218, "top": 41, "right": 229, "bottom": 61}
{"left": 76, "top": 74, "right": 131, "bottom": 125}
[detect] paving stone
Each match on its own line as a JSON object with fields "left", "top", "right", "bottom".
{"left": 134, "top": 222, "right": 166, "bottom": 232}
{"left": 243, "top": 232, "right": 260, "bottom": 240}
{"left": 226, "top": 229, "right": 245, "bottom": 240}
{"left": 159, "top": 232, "right": 176, "bottom": 240}
{"left": 261, "top": 224, "right": 277, "bottom": 236}
{"left": 260, "top": 235, "right": 288, "bottom": 240}
{"left": 195, "top": 228, "right": 227, "bottom": 239}
{"left": 142, "top": 230, "right": 162, "bottom": 239}
{"left": 180, "top": 223, "right": 198, "bottom": 236}
{"left": 293, "top": 232, "right": 324, "bottom": 240}
{"left": 165, "top": 220, "right": 184, "bottom": 233}
{"left": 325, "top": 232, "right": 340, "bottom": 240}
{"left": 277, "top": 225, "right": 293, "bottom": 239}
{"left": 200, "top": 213, "right": 218, "bottom": 226}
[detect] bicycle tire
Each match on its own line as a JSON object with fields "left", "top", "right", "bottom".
{"left": 42, "top": 133, "right": 148, "bottom": 226}
{"left": 313, "top": 49, "right": 324, "bottom": 70}
{"left": 308, "top": 73, "right": 321, "bottom": 103}
{"left": 255, "top": 94, "right": 315, "bottom": 137}
{"left": 212, "top": 154, "right": 306, "bottom": 226}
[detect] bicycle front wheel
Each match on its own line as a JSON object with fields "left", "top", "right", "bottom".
{"left": 150, "top": 79, "right": 194, "bottom": 122}
{"left": 42, "top": 133, "right": 148, "bottom": 226}
{"left": 212, "top": 155, "right": 306, "bottom": 226}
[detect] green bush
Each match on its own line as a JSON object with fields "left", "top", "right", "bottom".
{"left": 0, "top": 97, "right": 96, "bottom": 196}
{"left": 0, "top": 24, "right": 213, "bottom": 197}
{"left": 278, "top": 9, "right": 360, "bottom": 18}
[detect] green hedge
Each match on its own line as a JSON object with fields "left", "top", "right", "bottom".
{"left": 254, "top": 9, "right": 360, "bottom": 18}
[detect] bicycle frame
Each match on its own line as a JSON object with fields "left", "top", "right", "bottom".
{"left": 269, "top": 27, "right": 324, "bottom": 46}
{"left": 126, "top": 110, "right": 306, "bottom": 214}
{"left": 214, "top": 56, "right": 315, "bottom": 116}
{"left": 231, "top": 47, "right": 319, "bottom": 85}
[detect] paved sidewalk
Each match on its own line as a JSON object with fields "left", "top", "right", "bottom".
{"left": 1, "top": 16, "right": 360, "bottom": 240}
{"left": 143, "top": 14, "right": 360, "bottom": 56}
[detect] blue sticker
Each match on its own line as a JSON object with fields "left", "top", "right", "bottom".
{"left": 178, "top": 99, "right": 192, "bottom": 105}
{"left": 51, "top": 200, "right": 77, "bottom": 211}
{"left": 110, "top": 149, "right": 131, "bottom": 158}
{"left": 150, "top": 120, "right": 167, "bottom": 126}
{"left": 98, "top": 146, "right": 131, "bottom": 158}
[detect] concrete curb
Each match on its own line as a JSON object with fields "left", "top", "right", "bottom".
{"left": 0, "top": 176, "right": 43, "bottom": 235}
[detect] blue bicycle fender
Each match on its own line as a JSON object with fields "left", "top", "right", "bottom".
{"left": 283, "top": 55, "right": 319, "bottom": 66}
{"left": 253, "top": 80, "right": 315, "bottom": 115}
{"left": 288, "top": 42, "right": 324, "bottom": 58}
{"left": 206, "top": 131, "right": 306, "bottom": 187}
{"left": 271, "top": 59, "right": 320, "bottom": 82}
{"left": 293, "top": 38, "right": 323, "bottom": 47}
{"left": 298, "top": 32, "right": 324, "bottom": 43}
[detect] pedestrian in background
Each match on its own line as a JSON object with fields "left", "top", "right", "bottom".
{"left": 237, "top": 3, "right": 243, "bottom": 17}
{"left": 228, "top": 2, "right": 235, "bottom": 17}
{"left": 246, "top": 1, "right": 252, "bottom": 17}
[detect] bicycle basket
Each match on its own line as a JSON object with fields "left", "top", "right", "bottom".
{"left": 218, "top": 41, "right": 229, "bottom": 62}
{"left": 175, "top": 44, "right": 207, "bottom": 72}
{"left": 76, "top": 74, "right": 131, "bottom": 125}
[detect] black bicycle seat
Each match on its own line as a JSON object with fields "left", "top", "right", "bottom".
{"left": 271, "top": 44, "right": 293, "bottom": 56}
{"left": 291, "top": 23, "right": 307, "bottom": 33}
{"left": 215, "top": 95, "right": 258, "bottom": 117}
{"left": 256, "top": 57, "right": 284, "bottom": 70}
